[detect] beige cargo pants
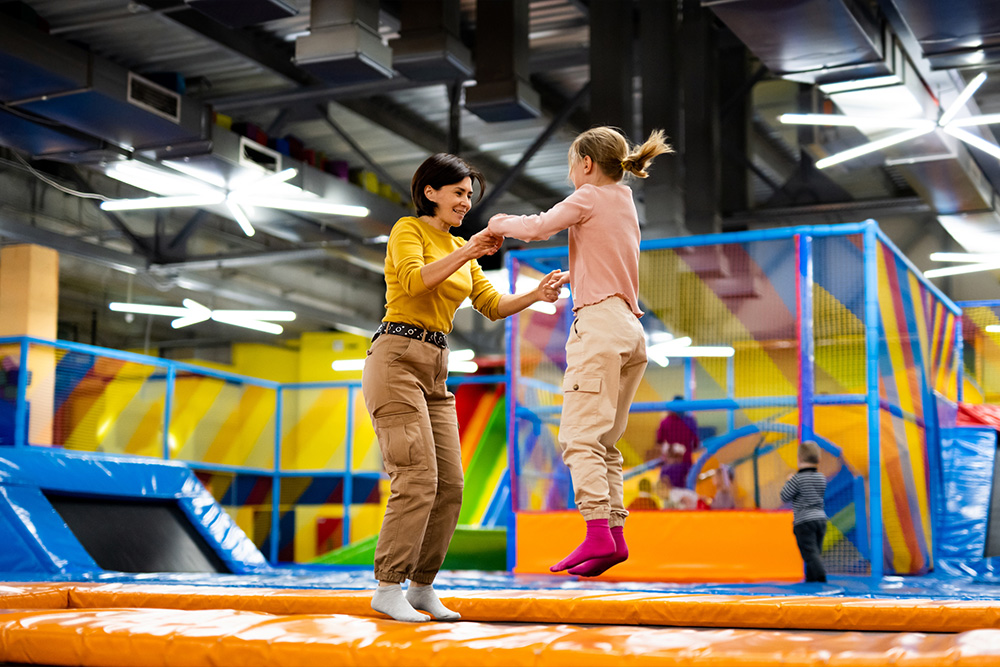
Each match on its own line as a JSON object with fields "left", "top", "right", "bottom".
{"left": 362, "top": 332, "right": 463, "bottom": 584}
{"left": 559, "top": 296, "right": 647, "bottom": 527}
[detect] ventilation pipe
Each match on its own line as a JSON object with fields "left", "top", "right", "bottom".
{"left": 295, "top": 0, "right": 393, "bottom": 83}
{"left": 465, "top": 0, "right": 540, "bottom": 122}
{"left": 390, "top": 0, "right": 472, "bottom": 81}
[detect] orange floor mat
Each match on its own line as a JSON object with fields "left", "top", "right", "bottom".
{"left": 3, "top": 583, "right": 1000, "bottom": 666}
{"left": 2, "top": 607, "right": 1000, "bottom": 667}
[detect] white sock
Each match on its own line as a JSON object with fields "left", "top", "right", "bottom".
{"left": 371, "top": 584, "right": 429, "bottom": 623}
{"left": 406, "top": 584, "right": 461, "bottom": 621}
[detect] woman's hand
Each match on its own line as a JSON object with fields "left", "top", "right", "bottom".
{"left": 534, "top": 269, "right": 570, "bottom": 303}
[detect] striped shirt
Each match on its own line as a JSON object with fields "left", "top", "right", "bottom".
{"left": 780, "top": 468, "right": 827, "bottom": 525}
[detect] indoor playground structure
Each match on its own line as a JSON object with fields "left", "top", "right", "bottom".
{"left": 3, "top": 220, "right": 1000, "bottom": 665}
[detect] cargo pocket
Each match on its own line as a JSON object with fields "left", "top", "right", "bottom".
{"left": 373, "top": 412, "right": 428, "bottom": 473}
{"left": 563, "top": 375, "right": 601, "bottom": 395}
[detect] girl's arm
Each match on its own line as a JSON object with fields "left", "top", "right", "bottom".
{"left": 488, "top": 186, "right": 595, "bottom": 242}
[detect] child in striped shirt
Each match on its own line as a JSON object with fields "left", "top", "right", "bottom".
{"left": 780, "top": 440, "right": 828, "bottom": 583}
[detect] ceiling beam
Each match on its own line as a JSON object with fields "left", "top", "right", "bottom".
{"left": 336, "top": 96, "right": 567, "bottom": 209}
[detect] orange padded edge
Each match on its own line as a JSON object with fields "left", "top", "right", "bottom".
{"left": 514, "top": 510, "right": 803, "bottom": 582}
{"left": 0, "top": 583, "right": 71, "bottom": 610}
{"left": 43, "top": 583, "right": 1000, "bottom": 633}
{"left": 2, "top": 608, "right": 1000, "bottom": 667}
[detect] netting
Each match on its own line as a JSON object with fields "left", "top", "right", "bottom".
{"left": 959, "top": 302, "right": 1000, "bottom": 403}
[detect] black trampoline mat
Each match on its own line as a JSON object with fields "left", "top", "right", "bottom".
{"left": 46, "top": 494, "right": 230, "bottom": 574}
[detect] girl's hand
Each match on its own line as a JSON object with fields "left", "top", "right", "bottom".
{"left": 535, "top": 269, "right": 570, "bottom": 302}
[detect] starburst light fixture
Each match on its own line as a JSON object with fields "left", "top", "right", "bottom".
{"left": 100, "top": 167, "right": 369, "bottom": 237}
{"left": 779, "top": 72, "right": 1000, "bottom": 169}
{"left": 109, "top": 299, "right": 296, "bottom": 334}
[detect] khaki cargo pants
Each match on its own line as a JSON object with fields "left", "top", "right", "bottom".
{"left": 362, "top": 332, "right": 463, "bottom": 584}
{"left": 559, "top": 296, "right": 647, "bottom": 527}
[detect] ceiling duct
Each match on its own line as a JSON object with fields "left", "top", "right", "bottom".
{"left": 185, "top": 0, "right": 298, "bottom": 28}
{"left": 389, "top": 0, "right": 473, "bottom": 81}
{"left": 887, "top": 0, "right": 1000, "bottom": 70}
{"left": 0, "top": 17, "right": 208, "bottom": 159}
{"left": 465, "top": 0, "right": 540, "bottom": 122}
{"left": 294, "top": 0, "right": 393, "bottom": 83}
{"left": 703, "top": 0, "right": 890, "bottom": 85}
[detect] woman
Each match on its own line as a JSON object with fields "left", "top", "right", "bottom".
{"left": 363, "top": 153, "right": 568, "bottom": 622}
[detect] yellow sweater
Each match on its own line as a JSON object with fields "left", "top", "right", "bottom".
{"left": 383, "top": 217, "right": 503, "bottom": 334}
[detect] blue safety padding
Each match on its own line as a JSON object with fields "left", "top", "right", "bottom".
{"left": 936, "top": 426, "right": 996, "bottom": 561}
{"left": 0, "top": 447, "right": 270, "bottom": 576}
{"left": 0, "top": 485, "right": 97, "bottom": 573}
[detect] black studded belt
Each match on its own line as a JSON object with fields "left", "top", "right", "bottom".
{"left": 373, "top": 322, "right": 448, "bottom": 349}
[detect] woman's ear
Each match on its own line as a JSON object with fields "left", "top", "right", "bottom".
{"left": 424, "top": 185, "right": 437, "bottom": 202}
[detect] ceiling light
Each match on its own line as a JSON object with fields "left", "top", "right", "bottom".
{"left": 986, "top": 325, "right": 1000, "bottom": 333}
{"left": 778, "top": 114, "right": 933, "bottom": 129}
{"left": 232, "top": 195, "right": 369, "bottom": 217}
{"left": 102, "top": 163, "right": 369, "bottom": 237}
{"left": 924, "top": 261, "right": 1000, "bottom": 278}
{"left": 101, "top": 193, "right": 225, "bottom": 211}
{"left": 225, "top": 195, "right": 255, "bottom": 237}
{"left": 817, "top": 75, "right": 902, "bottom": 94}
{"left": 109, "top": 299, "right": 295, "bottom": 334}
{"left": 815, "top": 127, "right": 935, "bottom": 169}
{"left": 929, "top": 251, "right": 1000, "bottom": 263}
{"left": 331, "top": 351, "right": 479, "bottom": 374}
{"left": 647, "top": 338, "right": 735, "bottom": 367}
{"left": 781, "top": 72, "right": 1000, "bottom": 170}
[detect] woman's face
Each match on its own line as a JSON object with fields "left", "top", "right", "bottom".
{"left": 424, "top": 176, "right": 474, "bottom": 227}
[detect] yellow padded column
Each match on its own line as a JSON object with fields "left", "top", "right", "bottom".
{"left": 0, "top": 244, "right": 58, "bottom": 445}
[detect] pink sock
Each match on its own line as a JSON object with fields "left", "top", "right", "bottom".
{"left": 568, "top": 526, "right": 629, "bottom": 577}
{"left": 550, "top": 518, "right": 615, "bottom": 572}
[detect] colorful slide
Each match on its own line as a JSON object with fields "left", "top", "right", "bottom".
{"left": 315, "top": 383, "right": 511, "bottom": 570}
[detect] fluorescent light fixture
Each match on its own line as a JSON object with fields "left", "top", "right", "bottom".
{"left": 817, "top": 75, "right": 902, "bottom": 94}
{"left": 211, "top": 314, "right": 284, "bottom": 334}
{"left": 939, "top": 72, "right": 988, "bottom": 127}
{"left": 658, "top": 345, "right": 735, "bottom": 358}
{"left": 816, "top": 127, "right": 935, "bottom": 169}
{"left": 233, "top": 195, "right": 369, "bottom": 217}
{"left": 782, "top": 72, "right": 1000, "bottom": 170}
{"left": 948, "top": 113, "right": 1000, "bottom": 128}
{"left": 332, "top": 359, "right": 366, "bottom": 371}
{"left": 101, "top": 193, "right": 225, "bottom": 211}
{"left": 109, "top": 302, "right": 191, "bottom": 317}
{"left": 332, "top": 353, "right": 479, "bottom": 373}
{"left": 226, "top": 195, "right": 255, "bottom": 237}
{"left": 109, "top": 299, "right": 294, "bottom": 334}
{"left": 943, "top": 125, "right": 1000, "bottom": 161}
{"left": 778, "top": 114, "right": 933, "bottom": 129}
{"left": 986, "top": 325, "right": 1000, "bottom": 333}
{"left": 647, "top": 338, "right": 735, "bottom": 367}
{"left": 528, "top": 302, "right": 558, "bottom": 315}
{"left": 924, "top": 261, "right": 1000, "bottom": 278}
{"left": 929, "top": 251, "right": 1000, "bottom": 263}
{"left": 448, "top": 360, "right": 479, "bottom": 373}
{"left": 107, "top": 161, "right": 218, "bottom": 196}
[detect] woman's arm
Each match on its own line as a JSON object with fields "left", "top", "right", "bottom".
{"left": 495, "top": 269, "right": 570, "bottom": 318}
{"left": 419, "top": 228, "right": 502, "bottom": 292}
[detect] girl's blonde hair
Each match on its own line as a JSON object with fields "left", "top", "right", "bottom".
{"left": 569, "top": 127, "right": 673, "bottom": 181}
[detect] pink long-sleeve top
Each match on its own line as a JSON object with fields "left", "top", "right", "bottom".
{"left": 488, "top": 183, "right": 643, "bottom": 317}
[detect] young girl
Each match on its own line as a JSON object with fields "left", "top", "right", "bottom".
{"left": 365, "top": 153, "right": 567, "bottom": 622}
{"left": 488, "top": 127, "right": 672, "bottom": 576}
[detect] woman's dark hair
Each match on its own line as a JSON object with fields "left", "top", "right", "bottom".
{"left": 411, "top": 153, "right": 486, "bottom": 218}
